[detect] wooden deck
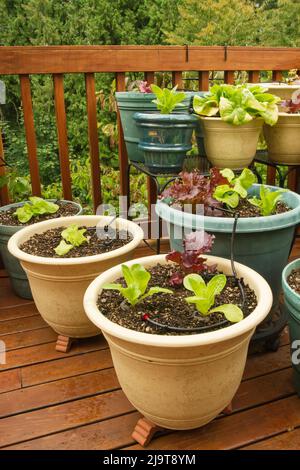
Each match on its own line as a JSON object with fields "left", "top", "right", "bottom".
{"left": 1, "top": 240, "right": 300, "bottom": 451}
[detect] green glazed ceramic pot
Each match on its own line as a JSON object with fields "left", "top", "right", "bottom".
{"left": 134, "top": 113, "right": 198, "bottom": 174}
{"left": 156, "top": 184, "right": 300, "bottom": 341}
{"left": 282, "top": 258, "right": 300, "bottom": 396}
{"left": 116, "top": 91, "right": 205, "bottom": 163}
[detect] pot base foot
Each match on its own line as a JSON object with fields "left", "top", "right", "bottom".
{"left": 132, "top": 402, "right": 233, "bottom": 447}
{"left": 131, "top": 417, "right": 163, "bottom": 447}
{"left": 55, "top": 335, "right": 74, "bottom": 353}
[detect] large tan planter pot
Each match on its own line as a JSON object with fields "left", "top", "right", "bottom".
{"left": 8, "top": 216, "right": 144, "bottom": 338}
{"left": 199, "top": 117, "right": 263, "bottom": 169}
{"left": 264, "top": 113, "right": 300, "bottom": 165}
{"left": 252, "top": 83, "right": 300, "bottom": 111}
{"left": 254, "top": 82, "right": 300, "bottom": 101}
{"left": 84, "top": 254, "right": 272, "bottom": 430}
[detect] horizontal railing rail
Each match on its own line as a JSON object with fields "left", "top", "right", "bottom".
{"left": 0, "top": 45, "right": 300, "bottom": 212}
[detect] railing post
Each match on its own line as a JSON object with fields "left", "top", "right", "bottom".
{"left": 116, "top": 72, "right": 129, "bottom": 202}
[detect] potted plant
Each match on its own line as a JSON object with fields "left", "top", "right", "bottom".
{"left": 256, "top": 76, "right": 300, "bottom": 104}
{"left": 264, "top": 89, "right": 300, "bottom": 165}
{"left": 193, "top": 84, "right": 280, "bottom": 169}
{"left": 84, "top": 234, "right": 272, "bottom": 431}
{"left": 156, "top": 168, "right": 300, "bottom": 350}
{"left": 116, "top": 81, "right": 203, "bottom": 164}
{"left": 282, "top": 258, "right": 300, "bottom": 396}
{"left": 0, "top": 196, "right": 82, "bottom": 299}
{"left": 8, "top": 215, "right": 144, "bottom": 351}
{"left": 133, "top": 84, "right": 198, "bottom": 174}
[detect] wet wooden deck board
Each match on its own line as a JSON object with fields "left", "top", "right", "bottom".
{"left": 1, "top": 239, "right": 300, "bottom": 450}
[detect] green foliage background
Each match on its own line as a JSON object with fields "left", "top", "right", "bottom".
{"left": 0, "top": 0, "right": 299, "bottom": 211}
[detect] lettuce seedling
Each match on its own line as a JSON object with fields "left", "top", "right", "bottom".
{"left": 166, "top": 231, "right": 215, "bottom": 286}
{"left": 14, "top": 197, "right": 59, "bottom": 223}
{"left": 161, "top": 168, "right": 227, "bottom": 214}
{"left": 55, "top": 224, "right": 88, "bottom": 256}
{"left": 248, "top": 185, "right": 287, "bottom": 216}
{"left": 102, "top": 263, "right": 172, "bottom": 306}
{"left": 193, "top": 84, "right": 280, "bottom": 126}
{"left": 183, "top": 273, "right": 243, "bottom": 323}
{"left": 151, "top": 84, "right": 186, "bottom": 114}
{"left": 213, "top": 168, "right": 256, "bottom": 208}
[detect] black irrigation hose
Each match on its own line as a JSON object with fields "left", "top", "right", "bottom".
{"left": 142, "top": 313, "right": 229, "bottom": 333}
{"left": 85, "top": 215, "right": 118, "bottom": 247}
{"left": 142, "top": 206, "right": 246, "bottom": 333}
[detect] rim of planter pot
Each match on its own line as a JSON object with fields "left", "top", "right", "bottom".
{"left": 257, "top": 83, "right": 300, "bottom": 90}
{"left": 115, "top": 91, "right": 198, "bottom": 101}
{"left": 156, "top": 184, "right": 300, "bottom": 233}
{"left": 8, "top": 215, "right": 144, "bottom": 266}
{"left": 282, "top": 258, "right": 300, "bottom": 301}
{"left": 276, "top": 112, "right": 300, "bottom": 118}
{"left": 0, "top": 199, "right": 82, "bottom": 229}
{"left": 133, "top": 113, "right": 198, "bottom": 123}
{"left": 84, "top": 254, "right": 273, "bottom": 348}
{"left": 198, "top": 116, "right": 264, "bottom": 124}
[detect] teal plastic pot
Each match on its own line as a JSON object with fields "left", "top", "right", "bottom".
{"left": 156, "top": 184, "right": 300, "bottom": 318}
{"left": 0, "top": 200, "right": 82, "bottom": 299}
{"left": 134, "top": 113, "right": 198, "bottom": 174}
{"left": 116, "top": 92, "right": 204, "bottom": 163}
{"left": 282, "top": 258, "right": 300, "bottom": 396}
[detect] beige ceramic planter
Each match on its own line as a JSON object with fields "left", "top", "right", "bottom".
{"left": 264, "top": 113, "right": 300, "bottom": 165}
{"left": 84, "top": 254, "right": 272, "bottom": 430}
{"left": 254, "top": 83, "right": 300, "bottom": 101}
{"left": 199, "top": 116, "right": 263, "bottom": 169}
{"left": 8, "top": 216, "right": 144, "bottom": 338}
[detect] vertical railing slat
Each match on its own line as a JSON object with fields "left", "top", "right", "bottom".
{"left": 116, "top": 72, "right": 129, "bottom": 201}
{"left": 85, "top": 73, "right": 102, "bottom": 212}
{"left": 248, "top": 71, "right": 260, "bottom": 83}
{"left": 224, "top": 71, "right": 235, "bottom": 84}
{"left": 144, "top": 72, "right": 155, "bottom": 85}
{"left": 272, "top": 70, "right": 283, "bottom": 82}
{"left": 19, "top": 75, "right": 41, "bottom": 196}
{"left": 0, "top": 131, "right": 9, "bottom": 206}
{"left": 198, "top": 72, "right": 209, "bottom": 91}
{"left": 53, "top": 74, "right": 72, "bottom": 201}
{"left": 172, "top": 71, "right": 183, "bottom": 89}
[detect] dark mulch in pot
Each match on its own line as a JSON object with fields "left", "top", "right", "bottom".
{"left": 225, "top": 199, "right": 290, "bottom": 218}
{"left": 0, "top": 201, "right": 79, "bottom": 227}
{"left": 287, "top": 268, "right": 300, "bottom": 295}
{"left": 20, "top": 227, "right": 133, "bottom": 258}
{"left": 98, "top": 263, "right": 257, "bottom": 335}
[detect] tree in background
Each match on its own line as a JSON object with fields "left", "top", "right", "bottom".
{"left": 0, "top": 0, "right": 299, "bottom": 208}
{"left": 165, "top": 0, "right": 263, "bottom": 46}
{"left": 0, "top": 0, "right": 181, "bottom": 197}
{"left": 260, "top": 0, "right": 300, "bottom": 46}
{"left": 164, "top": 0, "right": 299, "bottom": 47}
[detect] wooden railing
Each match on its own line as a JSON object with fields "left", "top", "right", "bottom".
{"left": 1, "top": 45, "right": 300, "bottom": 212}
